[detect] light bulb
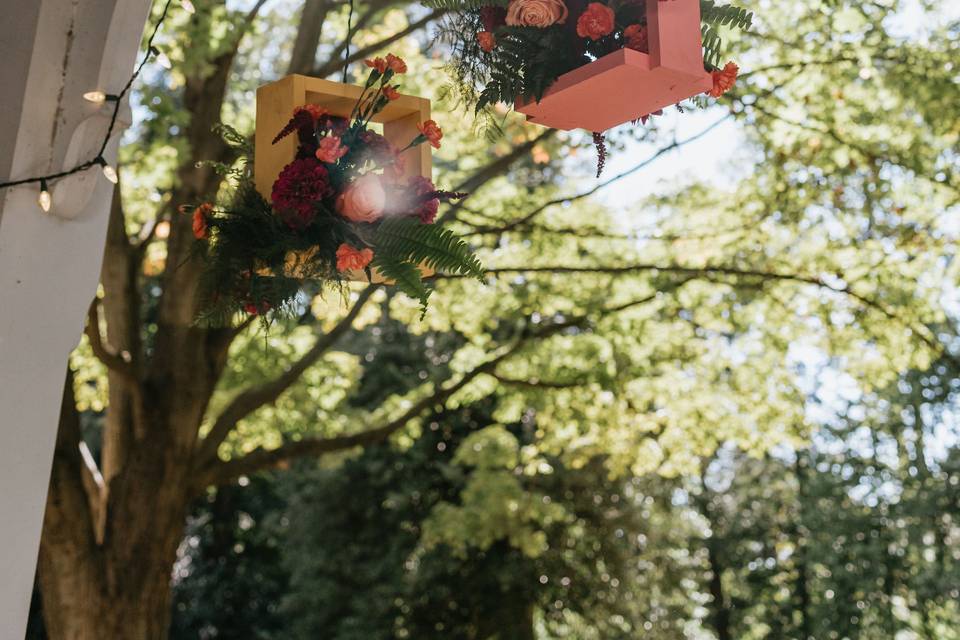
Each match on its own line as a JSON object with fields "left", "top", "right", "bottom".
{"left": 155, "top": 51, "right": 172, "bottom": 69}
{"left": 38, "top": 181, "right": 51, "bottom": 212}
{"left": 84, "top": 90, "right": 106, "bottom": 104}
{"left": 182, "top": 0, "right": 196, "bottom": 13}
{"left": 96, "top": 157, "right": 119, "bottom": 184}
{"left": 102, "top": 164, "right": 118, "bottom": 184}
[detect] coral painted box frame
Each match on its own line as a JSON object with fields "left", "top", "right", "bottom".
{"left": 516, "top": 0, "right": 712, "bottom": 131}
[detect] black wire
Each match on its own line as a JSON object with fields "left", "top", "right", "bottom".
{"left": 342, "top": 0, "right": 354, "bottom": 84}
{"left": 0, "top": 0, "right": 175, "bottom": 192}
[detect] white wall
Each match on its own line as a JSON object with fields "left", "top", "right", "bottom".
{"left": 0, "top": 0, "right": 152, "bottom": 636}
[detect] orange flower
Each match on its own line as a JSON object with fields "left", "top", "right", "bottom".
{"left": 708, "top": 61, "right": 739, "bottom": 98}
{"left": 383, "top": 85, "right": 400, "bottom": 101}
{"left": 417, "top": 119, "right": 443, "bottom": 149}
{"left": 477, "top": 31, "right": 496, "bottom": 52}
{"left": 576, "top": 2, "right": 615, "bottom": 40}
{"left": 364, "top": 57, "right": 388, "bottom": 73}
{"left": 623, "top": 24, "right": 648, "bottom": 52}
{"left": 336, "top": 244, "right": 374, "bottom": 272}
{"left": 192, "top": 203, "right": 212, "bottom": 239}
{"left": 295, "top": 104, "right": 328, "bottom": 121}
{"left": 385, "top": 53, "right": 407, "bottom": 74}
{"left": 315, "top": 136, "right": 349, "bottom": 163}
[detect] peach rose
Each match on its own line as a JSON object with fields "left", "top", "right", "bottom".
{"left": 576, "top": 2, "right": 615, "bottom": 40}
{"left": 708, "top": 61, "right": 739, "bottom": 98}
{"left": 505, "top": 0, "right": 568, "bottom": 27}
{"left": 336, "top": 244, "right": 374, "bottom": 272}
{"left": 477, "top": 31, "right": 496, "bottom": 52}
{"left": 336, "top": 174, "right": 386, "bottom": 223}
{"left": 315, "top": 136, "right": 348, "bottom": 163}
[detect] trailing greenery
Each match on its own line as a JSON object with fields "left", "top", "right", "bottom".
{"left": 424, "top": 0, "right": 508, "bottom": 9}
{"left": 700, "top": 1, "right": 753, "bottom": 69}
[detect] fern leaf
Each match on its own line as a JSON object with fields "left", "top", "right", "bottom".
{"left": 372, "top": 256, "right": 433, "bottom": 318}
{"left": 375, "top": 218, "right": 485, "bottom": 280}
{"left": 423, "top": 0, "right": 507, "bottom": 9}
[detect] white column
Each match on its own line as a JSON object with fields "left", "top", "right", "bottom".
{"left": 0, "top": 0, "right": 152, "bottom": 636}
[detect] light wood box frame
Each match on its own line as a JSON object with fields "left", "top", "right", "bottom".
{"left": 254, "top": 75, "right": 434, "bottom": 283}
{"left": 255, "top": 74, "right": 432, "bottom": 197}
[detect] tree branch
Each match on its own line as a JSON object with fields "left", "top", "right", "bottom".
{"left": 312, "top": 9, "right": 445, "bottom": 78}
{"left": 462, "top": 116, "right": 730, "bottom": 236}
{"left": 200, "top": 290, "right": 671, "bottom": 486}
{"left": 444, "top": 263, "right": 959, "bottom": 370}
{"left": 438, "top": 129, "right": 557, "bottom": 225}
{"left": 85, "top": 299, "right": 135, "bottom": 382}
{"left": 196, "top": 284, "right": 379, "bottom": 463}
{"left": 287, "top": 0, "right": 331, "bottom": 75}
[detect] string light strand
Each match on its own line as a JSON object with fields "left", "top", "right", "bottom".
{"left": 343, "top": 0, "right": 355, "bottom": 84}
{"left": 0, "top": 0, "right": 184, "bottom": 210}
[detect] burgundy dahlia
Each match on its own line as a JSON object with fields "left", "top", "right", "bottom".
{"left": 358, "top": 130, "right": 395, "bottom": 163}
{"left": 271, "top": 158, "right": 334, "bottom": 229}
{"left": 480, "top": 5, "right": 507, "bottom": 31}
{"left": 408, "top": 176, "right": 440, "bottom": 224}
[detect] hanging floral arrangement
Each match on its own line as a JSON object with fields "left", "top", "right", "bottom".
{"left": 189, "top": 56, "right": 483, "bottom": 325}
{"left": 430, "top": 0, "right": 750, "bottom": 169}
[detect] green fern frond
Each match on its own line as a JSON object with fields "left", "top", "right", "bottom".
{"left": 372, "top": 256, "right": 433, "bottom": 318}
{"left": 374, "top": 218, "right": 485, "bottom": 280}
{"left": 423, "top": 0, "right": 507, "bottom": 9}
{"left": 699, "top": 1, "right": 753, "bottom": 29}
{"left": 699, "top": 1, "right": 752, "bottom": 69}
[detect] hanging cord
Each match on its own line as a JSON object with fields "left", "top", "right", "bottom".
{"left": 0, "top": 0, "right": 178, "bottom": 192}
{"left": 342, "top": 0, "right": 355, "bottom": 83}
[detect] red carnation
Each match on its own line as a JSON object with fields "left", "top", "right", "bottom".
{"left": 271, "top": 158, "right": 334, "bottom": 229}
{"left": 408, "top": 176, "right": 440, "bottom": 224}
{"left": 335, "top": 244, "right": 374, "bottom": 272}
{"left": 417, "top": 120, "right": 443, "bottom": 149}
{"left": 191, "top": 202, "right": 213, "bottom": 239}
{"left": 243, "top": 300, "right": 272, "bottom": 316}
{"left": 576, "top": 2, "right": 615, "bottom": 40}
{"left": 709, "top": 61, "right": 739, "bottom": 98}
{"left": 477, "top": 31, "right": 496, "bottom": 52}
{"left": 623, "top": 24, "right": 648, "bottom": 52}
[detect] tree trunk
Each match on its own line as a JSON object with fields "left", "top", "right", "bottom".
{"left": 39, "top": 445, "right": 194, "bottom": 640}
{"left": 38, "top": 371, "right": 201, "bottom": 639}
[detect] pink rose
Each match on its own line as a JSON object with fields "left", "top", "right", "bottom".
{"left": 336, "top": 174, "right": 386, "bottom": 223}
{"left": 505, "top": 0, "right": 568, "bottom": 27}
